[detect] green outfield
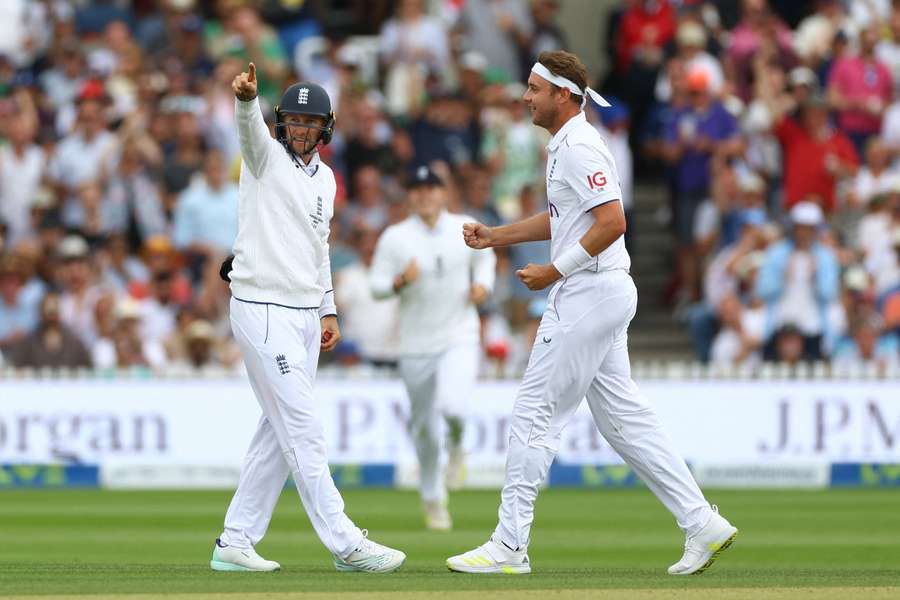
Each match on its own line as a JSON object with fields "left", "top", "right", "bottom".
{"left": 2, "top": 488, "right": 898, "bottom": 599}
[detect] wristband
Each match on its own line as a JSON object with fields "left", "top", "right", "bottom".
{"left": 552, "top": 242, "right": 593, "bottom": 277}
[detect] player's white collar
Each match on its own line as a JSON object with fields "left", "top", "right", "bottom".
{"left": 295, "top": 150, "right": 321, "bottom": 177}
{"left": 413, "top": 209, "right": 447, "bottom": 232}
{"left": 547, "top": 111, "right": 586, "bottom": 152}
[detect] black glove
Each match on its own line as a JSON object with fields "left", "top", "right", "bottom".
{"left": 219, "top": 254, "right": 235, "bottom": 282}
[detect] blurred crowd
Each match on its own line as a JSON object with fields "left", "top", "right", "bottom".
{"left": 0, "top": 0, "right": 899, "bottom": 375}
{"left": 602, "top": 0, "right": 900, "bottom": 370}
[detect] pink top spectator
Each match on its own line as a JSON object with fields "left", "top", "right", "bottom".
{"left": 828, "top": 56, "right": 893, "bottom": 135}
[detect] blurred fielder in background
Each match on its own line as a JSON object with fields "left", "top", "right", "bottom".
{"left": 370, "top": 165, "right": 496, "bottom": 531}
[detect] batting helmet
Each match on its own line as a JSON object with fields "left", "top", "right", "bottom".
{"left": 274, "top": 82, "right": 335, "bottom": 156}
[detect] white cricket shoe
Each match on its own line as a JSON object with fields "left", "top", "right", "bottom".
{"left": 210, "top": 538, "right": 281, "bottom": 572}
{"left": 424, "top": 500, "right": 452, "bottom": 531}
{"left": 446, "top": 536, "right": 531, "bottom": 574}
{"left": 668, "top": 506, "right": 738, "bottom": 575}
{"left": 333, "top": 529, "right": 406, "bottom": 573}
{"left": 446, "top": 447, "right": 467, "bottom": 491}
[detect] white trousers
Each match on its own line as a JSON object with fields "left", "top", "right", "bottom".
{"left": 494, "top": 270, "right": 712, "bottom": 550}
{"left": 220, "top": 298, "right": 362, "bottom": 558}
{"left": 398, "top": 341, "right": 478, "bottom": 503}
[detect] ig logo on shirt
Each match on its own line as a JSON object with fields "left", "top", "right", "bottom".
{"left": 587, "top": 171, "right": 607, "bottom": 190}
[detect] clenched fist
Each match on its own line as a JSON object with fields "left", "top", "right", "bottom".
{"left": 393, "top": 259, "right": 419, "bottom": 292}
{"left": 232, "top": 62, "right": 257, "bottom": 102}
{"left": 516, "top": 263, "right": 561, "bottom": 291}
{"left": 462, "top": 222, "right": 495, "bottom": 249}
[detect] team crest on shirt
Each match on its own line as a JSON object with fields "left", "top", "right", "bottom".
{"left": 275, "top": 354, "right": 290, "bottom": 375}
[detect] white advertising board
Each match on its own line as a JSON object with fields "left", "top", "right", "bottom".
{"left": 1, "top": 379, "right": 898, "bottom": 473}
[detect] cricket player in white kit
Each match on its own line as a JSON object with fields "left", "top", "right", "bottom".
{"left": 209, "top": 63, "right": 405, "bottom": 573}
{"left": 446, "top": 51, "right": 737, "bottom": 575}
{"left": 370, "top": 166, "right": 496, "bottom": 531}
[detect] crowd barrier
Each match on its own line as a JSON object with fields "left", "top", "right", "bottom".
{"left": 1, "top": 374, "right": 898, "bottom": 489}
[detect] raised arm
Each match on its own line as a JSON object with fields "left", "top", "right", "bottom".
{"left": 462, "top": 212, "right": 550, "bottom": 250}
{"left": 232, "top": 63, "right": 272, "bottom": 179}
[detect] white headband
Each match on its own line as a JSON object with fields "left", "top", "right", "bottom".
{"left": 531, "top": 62, "right": 611, "bottom": 108}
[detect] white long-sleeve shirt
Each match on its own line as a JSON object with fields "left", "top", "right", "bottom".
{"left": 370, "top": 211, "right": 496, "bottom": 355}
{"left": 229, "top": 97, "right": 336, "bottom": 317}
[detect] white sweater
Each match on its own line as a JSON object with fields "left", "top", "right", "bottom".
{"left": 370, "top": 211, "right": 496, "bottom": 355}
{"left": 229, "top": 97, "right": 336, "bottom": 317}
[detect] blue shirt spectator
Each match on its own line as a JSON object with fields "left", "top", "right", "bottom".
{"left": 0, "top": 256, "right": 42, "bottom": 349}
{"left": 173, "top": 151, "right": 239, "bottom": 256}
{"left": 755, "top": 202, "right": 840, "bottom": 354}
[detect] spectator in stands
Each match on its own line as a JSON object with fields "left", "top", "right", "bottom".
{"left": 5, "top": 292, "right": 92, "bottom": 369}
{"left": 772, "top": 93, "right": 858, "bottom": 213}
{"left": 334, "top": 226, "right": 400, "bottom": 366}
{"left": 689, "top": 208, "right": 769, "bottom": 362}
{"left": 379, "top": 0, "right": 450, "bottom": 116}
{"left": 612, "top": 0, "right": 676, "bottom": 138}
{"left": 0, "top": 254, "right": 41, "bottom": 352}
{"left": 527, "top": 0, "right": 567, "bottom": 66}
{"left": 827, "top": 25, "right": 893, "bottom": 155}
{"left": 159, "top": 96, "right": 206, "bottom": 198}
{"left": 866, "top": 225, "right": 900, "bottom": 298}
{"left": 756, "top": 201, "right": 840, "bottom": 361}
{"left": 181, "top": 319, "right": 219, "bottom": 370}
{"left": 461, "top": 166, "right": 502, "bottom": 228}
{"left": 39, "top": 39, "right": 86, "bottom": 114}
{"left": 206, "top": 2, "right": 287, "bottom": 106}
{"left": 343, "top": 95, "right": 409, "bottom": 180}
{"left": 342, "top": 166, "right": 390, "bottom": 232}
{"left": 663, "top": 67, "right": 742, "bottom": 303}
{"left": 139, "top": 269, "right": 180, "bottom": 344}
{"left": 726, "top": 0, "right": 796, "bottom": 102}
{"left": 769, "top": 323, "right": 806, "bottom": 365}
{"left": 848, "top": 137, "right": 897, "bottom": 207}
{"left": 832, "top": 313, "right": 899, "bottom": 369}
{"left": 48, "top": 85, "right": 118, "bottom": 230}
{"left": 99, "top": 234, "right": 149, "bottom": 294}
{"left": 56, "top": 235, "right": 105, "bottom": 347}
{"left": 793, "top": 0, "right": 846, "bottom": 69}
{"left": 857, "top": 181, "right": 899, "bottom": 264}
{"left": 481, "top": 83, "right": 546, "bottom": 220}
{"left": 655, "top": 21, "right": 724, "bottom": 103}
{"left": 730, "top": 175, "right": 768, "bottom": 237}
{"left": 407, "top": 93, "right": 480, "bottom": 168}
{"left": 167, "top": 14, "right": 214, "bottom": 80}
{"left": 0, "top": 101, "right": 44, "bottom": 246}
{"left": 131, "top": 235, "right": 192, "bottom": 305}
{"left": 173, "top": 150, "right": 239, "bottom": 259}
{"left": 103, "top": 137, "right": 167, "bottom": 251}
{"left": 459, "top": 0, "right": 533, "bottom": 83}
{"left": 92, "top": 296, "right": 166, "bottom": 370}
{"left": 709, "top": 292, "right": 765, "bottom": 367}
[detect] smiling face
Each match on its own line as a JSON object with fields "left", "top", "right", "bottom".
{"left": 282, "top": 113, "right": 327, "bottom": 156}
{"left": 523, "top": 73, "right": 567, "bottom": 130}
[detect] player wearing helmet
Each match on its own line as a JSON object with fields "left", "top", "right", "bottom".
{"left": 210, "top": 63, "right": 406, "bottom": 574}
